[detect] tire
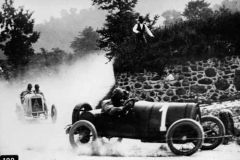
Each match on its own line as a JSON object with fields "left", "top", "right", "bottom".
{"left": 51, "top": 105, "right": 57, "bottom": 123}
{"left": 44, "top": 103, "right": 48, "bottom": 119}
{"left": 69, "top": 120, "right": 98, "bottom": 149}
{"left": 166, "top": 119, "right": 204, "bottom": 156}
{"left": 201, "top": 115, "right": 225, "bottom": 150}
{"left": 72, "top": 103, "right": 92, "bottom": 124}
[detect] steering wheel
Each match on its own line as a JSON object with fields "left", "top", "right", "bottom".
{"left": 123, "top": 98, "right": 136, "bottom": 111}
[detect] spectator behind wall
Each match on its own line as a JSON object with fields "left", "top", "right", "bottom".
{"left": 165, "top": 71, "right": 175, "bottom": 81}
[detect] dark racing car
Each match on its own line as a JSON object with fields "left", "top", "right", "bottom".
{"left": 66, "top": 99, "right": 225, "bottom": 156}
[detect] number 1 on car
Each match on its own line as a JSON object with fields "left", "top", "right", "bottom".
{"left": 159, "top": 104, "right": 169, "bottom": 132}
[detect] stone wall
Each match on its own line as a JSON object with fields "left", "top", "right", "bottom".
{"left": 116, "top": 55, "right": 240, "bottom": 103}
{"left": 115, "top": 55, "right": 240, "bottom": 131}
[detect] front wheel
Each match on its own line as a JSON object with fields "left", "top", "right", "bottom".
{"left": 201, "top": 116, "right": 225, "bottom": 150}
{"left": 51, "top": 105, "right": 57, "bottom": 123}
{"left": 166, "top": 119, "right": 204, "bottom": 156}
{"left": 69, "top": 120, "right": 98, "bottom": 149}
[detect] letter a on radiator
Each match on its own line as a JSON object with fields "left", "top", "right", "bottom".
{"left": 33, "top": 99, "right": 40, "bottom": 108}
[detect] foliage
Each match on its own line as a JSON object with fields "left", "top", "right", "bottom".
{"left": 104, "top": 1, "right": 240, "bottom": 74}
{"left": 70, "top": 26, "right": 99, "bottom": 56}
{"left": 91, "top": 0, "right": 158, "bottom": 73}
{"left": 24, "top": 47, "right": 75, "bottom": 78}
{"left": 182, "top": 0, "right": 213, "bottom": 21}
{"left": 0, "top": 46, "right": 75, "bottom": 80}
{"left": 0, "top": 0, "right": 239, "bottom": 81}
{"left": 0, "top": 0, "right": 40, "bottom": 71}
{"left": 93, "top": 0, "right": 138, "bottom": 58}
{"left": 92, "top": 0, "right": 138, "bottom": 12}
{"left": 151, "top": 8, "right": 240, "bottom": 69}
{"left": 33, "top": 47, "right": 74, "bottom": 66}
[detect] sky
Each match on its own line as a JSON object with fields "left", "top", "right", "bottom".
{"left": 5, "top": 0, "right": 223, "bottom": 24}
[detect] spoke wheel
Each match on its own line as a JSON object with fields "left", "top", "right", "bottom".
{"left": 69, "top": 120, "right": 97, "bottom": 149}
{"left": 201, "top": 116, "right": 225, "bottom": 150}
{"left": 166, "top": 119, "right": 204, "bottom": 156}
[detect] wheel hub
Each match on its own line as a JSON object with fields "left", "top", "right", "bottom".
{"left": 181, "top": 136, "right": 187, "bottom": 141}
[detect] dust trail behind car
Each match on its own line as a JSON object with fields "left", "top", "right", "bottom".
{"left": 0, "top": 52, "right": 171, "bottom": 159}
{"left": 0, "top": 53, "right": 114, "bottom": 157}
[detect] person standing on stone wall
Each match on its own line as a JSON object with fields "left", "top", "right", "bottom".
{"left": 133, "top": 16, "right": 154, "bottom": 46}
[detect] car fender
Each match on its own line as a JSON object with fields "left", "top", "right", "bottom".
{"left": 72, "top": 103, "right": 92, "bottom": 124}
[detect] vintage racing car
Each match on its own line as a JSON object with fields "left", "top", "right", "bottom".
{"left": 16, "top": 93, "right": 57, "bottom": 123}
{"left": 66, "top": 99, "right": 225, "bottom": 156}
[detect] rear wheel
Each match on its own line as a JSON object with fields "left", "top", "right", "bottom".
{"left": 69, "top": 120, "right": 97, "bottom": 149}
{"left": 166, "top": 119, "right": 204, "bottom": 156}
{"left": 51, "top": 105, "right": 57, "bottom": 123}
{"left": 201, "top": 116, "right": 225, "bottom": 150}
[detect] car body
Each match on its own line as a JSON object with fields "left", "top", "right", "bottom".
{"left": 16, "top": 93, "right": 57, "bottom": 123}
{"left": 66, "top": 99, "right": 225, "bottom": 156}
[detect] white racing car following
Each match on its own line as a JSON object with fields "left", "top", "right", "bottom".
{"left": 16, "top": 93, "right": 57, "bottom": 123}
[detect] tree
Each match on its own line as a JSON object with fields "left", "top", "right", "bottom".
{"left": 183, "top": 0, "right": 213, "bottom": 21}
{"left": 92, "top": 0, "right": 158, "bottom": 65}
{"left": 92, "top": 0, "right": 138, "bottom": 58}
{"left": 162, "top": 9, "right": 182, "bottom": 27}
{"left": 92, "top": 0, "right": 138, "bottom": 12}
{"left": 70, "top": 26, "right": 99, "bottom": 56}
{"left": 0, "top": 0, "right": 40, "bottom": 70}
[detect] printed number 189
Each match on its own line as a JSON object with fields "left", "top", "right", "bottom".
{"left": 0, "top": 155, "right": 18, "bottom": 160}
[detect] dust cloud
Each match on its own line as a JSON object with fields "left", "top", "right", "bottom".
{"left": 0, "top": 52, "right": 170, "bottom": 159}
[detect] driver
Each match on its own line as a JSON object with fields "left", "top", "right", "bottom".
{"left": 101, "top": 87, "right": 130, "bottom": 116}
{"left": 33, "top": 84, "right": 45, "bottom": 100}
{"left": 20, "top": 83, "right": 33, "bottom": 104}
{"left": 33, "top": 84, "right": 48, "bottom": 114}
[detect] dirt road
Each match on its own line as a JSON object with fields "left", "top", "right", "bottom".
{"left": 1, "top": 53, "right": 239, "bottom": 160}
